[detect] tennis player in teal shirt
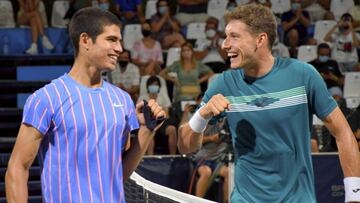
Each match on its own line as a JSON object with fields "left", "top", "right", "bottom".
{"left": 178, "top": 4, "right": 360, "bottom": 203}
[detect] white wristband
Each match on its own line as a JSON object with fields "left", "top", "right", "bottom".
{"left": 189, "top": 108, "right": 211, "bottom": 133}
{"left": 344, "top": 177, "right": 360, "bottom": 202}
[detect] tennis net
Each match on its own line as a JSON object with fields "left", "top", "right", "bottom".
{"left": 124, "top": 172, "right": 217, "bottom": 203}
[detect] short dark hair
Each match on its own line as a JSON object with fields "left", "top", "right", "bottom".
{"left": 146, "top": 76, "right": 161, "bottom": 89}
{"left": 68, "top": 7, "right": 121, "bottom": 57}
{"left": 341, "top": 13, "right": 353, "bottom": 22}
{"left": 317, "top": 43, "right": 331, "bottom": 53}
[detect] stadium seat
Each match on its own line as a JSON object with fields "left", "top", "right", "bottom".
{"left": 145, "top": 0, "right": 158, "bottom": 20}
{"left": 207, "top": 0, "right": 228, "bottom": 20}
{"left": 344, "top": 72, "right": 360, "bottom": 98}
{"left": 314, "top": 20, "right": 337, "bottom": 43}
{"left": 186, "top": 22, "right": 206, "bottom": 40}
{"left": 297, "top": 45, "right": 317, "bottom": 63}
{"left": 0, "top": 0, "right": 15, "bottom": 28}
{"left": 51, "top": 0, "right": 70, "bottom": 28}
{"left": 330, "top": 0, "right": 354, "bottom": 20}
{"left": 270, "top": 0, "right": 290, "bottom": 15}
{"left": 123, "top": 24, "right": 143, "bottom": 50}
{"left": 166, "top": 47, "right": 181, "bottom": 66}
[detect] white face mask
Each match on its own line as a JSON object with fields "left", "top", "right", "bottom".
{"left": 206, "top": 29, "right": 216, "bottom": 38}
{"left": 148, "top": 85, "right": 160, "bottom": 94}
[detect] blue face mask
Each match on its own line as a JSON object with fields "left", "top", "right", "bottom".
{"left": 319, "top": 55, "right": 329, "bottom": 63}
{"left": 159, "top": 6, "right": 168, "bottom": 15}
{"left": 148, "top": 85, "right": 160, "bottom": 94}
{"left": 291, "top": 3, "right": 300, "bottom": 12}
{"left": 99, "top": 3, "right": 110, "bottom": 11}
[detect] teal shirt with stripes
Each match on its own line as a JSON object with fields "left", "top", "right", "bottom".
{"left": 202, "top": 57, "right": 337, "bottom": 203}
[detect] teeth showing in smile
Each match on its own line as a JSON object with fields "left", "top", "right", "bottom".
{"left": 228, "top": 53, "right": 237, "bottom": 58}
{"left": 110, "top": 56, "right": 117, "bottom": 61}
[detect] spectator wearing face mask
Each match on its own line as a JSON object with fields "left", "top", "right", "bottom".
{"left": 194, "top": 17, "right": 228, "bottom": 73}
{"left": 150, "top": 0, "right": 186, "bottom": 49}
{"left": 309, "top": 43, "right": 343, "bottom": 90}
{"left": 324, "top": 13, "right": 360, "bottom": 72}
{"left": 98, "top": 0, "right": 111, "bottom": 11}
{"left": 138, "top": 76, "right": 177, "bottom": 155}
{"left": 132, "top": 21, "right": 164, "bottom": 75}
{"left": 281, "top": 0, "right": 314, "bottom": 58}
{"left": 110, "top": 49, "right": 140, "bottom": 102}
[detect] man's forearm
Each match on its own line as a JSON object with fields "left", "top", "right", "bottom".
{"left": 5, "top": 166, "right": 29, "bottom": 203}
{"left": 336, "top": 133, "right": 360, "bottom": 177}
{"left": 122, "top": 126, "right": 154, "bottom": 181}
{"left": 178, "top": 123, "right": 203, "bottom": 154}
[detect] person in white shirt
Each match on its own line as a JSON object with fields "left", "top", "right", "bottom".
{"left": 194, "top": 17, "right": 228, "bottom": 73}
{"left": 111, "top": 49, "right": 140, "bottom": 101}
{"left": 138, "top": 75, "right": 177, "bottom": 155}
{"left": 324, "top": 13, "right": 360, "bottom": 72}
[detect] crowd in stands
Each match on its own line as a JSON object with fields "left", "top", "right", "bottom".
{"left": 2, "top": 0, "right": 360, "bottom": 201}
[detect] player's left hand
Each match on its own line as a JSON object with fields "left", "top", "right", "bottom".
{"left": 136, "top": 99, "right": 166, "bottom": 131}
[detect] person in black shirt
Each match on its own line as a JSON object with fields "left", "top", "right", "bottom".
{"left": 309, "top": 43, "right": 343, "bottom": 89}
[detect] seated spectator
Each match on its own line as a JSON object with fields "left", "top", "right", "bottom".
{"left": 115, "top": 0, "right": 145, "bottom": 25}
{"left": 132, "top": 21, "right": 164, "bottom": 75}
{"left": 194, "top": 17, "right": 228, "bottom": 73}
{"left": 302, "top": 0, "right": 334, "bottom": 22}
{"left": 98, "top": 0, "right": 110, "bottom": 11}
{"left": 179, "top": 93, "right": 229, "bottom": 203}
{"left": 174, "top": 0, "right": 208, "bottom": 26}
{"left": 110, "top": 49, "right": 140, "bottom": 102}
{"left": 150, "top": 0, "right": 186, "bottom": 49}
{"left": 281, "top": 0, "right": 313, "bottom": 57}
{"left": 272, "top": 36, "right": 290, "bottom": 58}
{"left": 138, "top": 75, "right": 177, "bottom": 155}
{"left": 159, "top": 42, "right": 214, "bottom": 102}
{"left": 17, "top": 0, "right": 54, "bottom": 54}
{"left": 324, "top": 13, "right": 360, "bottom": 72}
{"left": 309, "top": 43, "right": 343, "bottom": 89}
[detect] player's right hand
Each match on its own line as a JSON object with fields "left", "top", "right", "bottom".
{"left": 199, "top": 94, "right": 229, "bottom": 119}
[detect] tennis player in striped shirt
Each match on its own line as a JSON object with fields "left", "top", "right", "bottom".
{"left": 5, "top": 7, "right": 165, "bottom": 203}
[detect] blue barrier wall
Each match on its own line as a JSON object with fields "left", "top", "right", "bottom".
{"left": 16, "top": 65, "right": 71, "bottom": 108}
{"left": 0, "top": 28, "right": 70, "bottom": 54}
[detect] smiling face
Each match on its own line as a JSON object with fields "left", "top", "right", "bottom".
{"left": 222, "top": 20, "right": 258, "bottom": 69}
{"left": 86, "top": 24, "right": 123, "bottom": 71}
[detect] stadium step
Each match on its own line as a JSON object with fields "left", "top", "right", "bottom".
{"left": 0, "top": 80, "right": 49, "bottom": 94}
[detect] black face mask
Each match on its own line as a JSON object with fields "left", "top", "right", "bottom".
{"left": 118, "top": 60, "right": 129, "bottom": 68}
{"left": 142, "top": 29, "right": 151, "bottom": 37}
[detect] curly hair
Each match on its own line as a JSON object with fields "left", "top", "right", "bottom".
{"left": 224, "top": 4, "right": 277, "bottom": 49}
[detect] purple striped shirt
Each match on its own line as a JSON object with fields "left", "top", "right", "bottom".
{"left": 22, "top": 74, "right": 139, "bottom": 203}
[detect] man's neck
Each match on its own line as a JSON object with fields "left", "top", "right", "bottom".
{"left": 244, "top": 52, "right": 275, "bottom": 78}
{"left": 68, "top": 58, "right": 103, "bottom": 88}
